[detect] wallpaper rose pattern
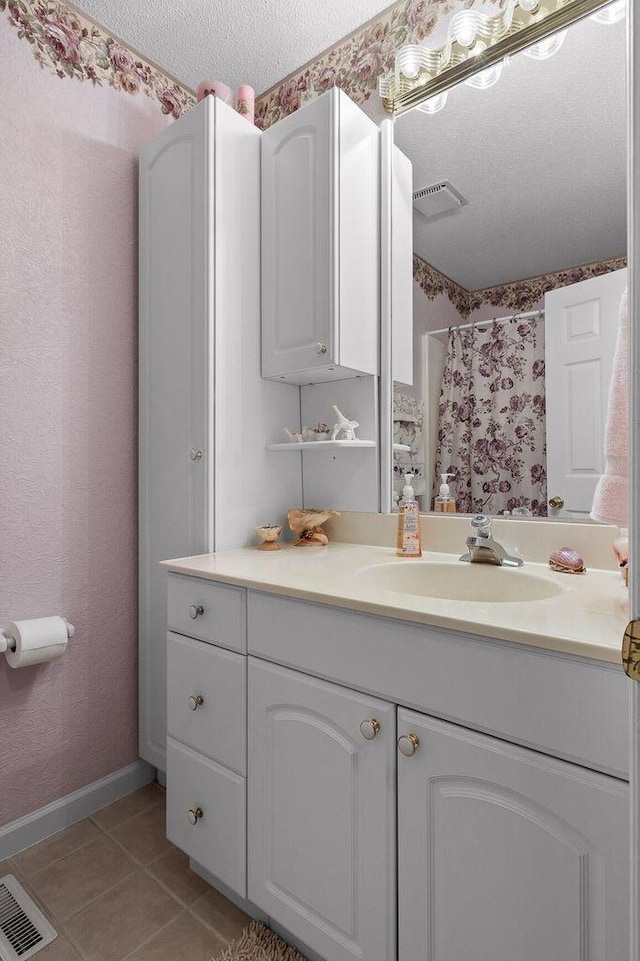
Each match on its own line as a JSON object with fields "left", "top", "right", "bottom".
{"left": 0, "top": 0, "right": 195, "bottom": 117}
{"left": 414, "top": 253, "right": 628, "bottom": 317}
{"left": 434, "top": 318, "right": 547, "bottom": 516}
{"left": 255, "top": 0, "right": 492, "bottom": 129}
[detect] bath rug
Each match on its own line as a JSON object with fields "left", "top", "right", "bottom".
{"left": 216, "top": 920, "right": 309, "bottom": 961}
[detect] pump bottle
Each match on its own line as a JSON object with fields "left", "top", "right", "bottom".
{"left": 396, "top": 473, "right": 422, "bottom": 557}
{"left": 434, "top": 473, "right": 456, "bottom": 513}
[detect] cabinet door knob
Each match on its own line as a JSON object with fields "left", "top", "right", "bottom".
{"left": 189, "top": 448, "right": 203, "bottom": 461}
{"left": 187, "top": 806, "right": 203, "bottom": 825}
{"left": 360, "top": 718, "right": 381, "bottom": 740}
{"left": 548, "top": 495, "right": 564, "bottom": 509}
{"left": 188, "top": 604, "right": 204, "bottom": 619}
{"left": 313, "top": 342, "right": 328, "bottom": 355}
{"left": 188, "top": 694, "right": 204, "bottom": 711}
{"left": 398, "top": 733, "right": 420, "bottom": 757}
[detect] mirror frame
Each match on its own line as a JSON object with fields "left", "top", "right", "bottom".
{"left": 380, "top": 0, "right": 619, "bottom": 117}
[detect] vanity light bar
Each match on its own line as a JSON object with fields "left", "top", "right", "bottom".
{"left": 379, "top": 0, "right": 623, "bottom": 117}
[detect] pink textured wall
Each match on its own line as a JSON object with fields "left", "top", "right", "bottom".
{"left": 0, "top": 21, "right": 171, "bottom": 826}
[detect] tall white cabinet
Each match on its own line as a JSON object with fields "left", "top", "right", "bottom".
{"left": 139, "top": 98, "right": 300, "bottom": 770}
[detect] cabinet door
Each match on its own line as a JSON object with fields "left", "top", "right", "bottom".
{"left": 139, "top": 100, "right": 212, "bottom": 769}
{"left": 248, "top": 658, "right": 396, "bottom": 961}
{"left": 261, "top": 91, "right": 335, "bottom": 378}
{"left": 398, "top": 709, "right": 628, "bottom": 961}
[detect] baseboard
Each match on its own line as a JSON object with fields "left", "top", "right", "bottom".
{"left": 0, "top": 758, "right": 156, "bottom": 860}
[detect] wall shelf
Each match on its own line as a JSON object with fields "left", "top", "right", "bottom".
{"left": 267, "top": 441, "right": 411, "bottom": 452}
{"left": 267, "top": 440, "right": 376, "bottom": 451}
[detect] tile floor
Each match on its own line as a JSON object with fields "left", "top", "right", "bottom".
{"left": 0, "top": 783, "right": 250, "bottom": 961}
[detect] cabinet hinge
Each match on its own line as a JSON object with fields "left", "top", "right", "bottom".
{"left": 622, "top": 620, "right": 640, "bottom": 681}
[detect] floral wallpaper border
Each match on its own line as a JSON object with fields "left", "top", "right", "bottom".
{"left": 0, "top": 0, "right": 195, "bottom": 118}
{"left": 413, "top": 252, "right": 628, "bottom": 318}
{"left": 254, "top": 0, "right": 475, "bottom": 130}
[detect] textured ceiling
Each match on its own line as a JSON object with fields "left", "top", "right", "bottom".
{"left": 395, "top": 15, "right": 627, "bottom": 289}
{"left": 74, "top": 0, "right": 393, "bottom": 94}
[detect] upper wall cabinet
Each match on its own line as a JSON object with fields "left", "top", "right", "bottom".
{"left": 262, "top": 88, "right": 380, "bottom": 384}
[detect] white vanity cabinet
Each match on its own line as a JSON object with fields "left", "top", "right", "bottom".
{"left": 247, "top": 659, "right": 397, "bottom": 961}
{"left": 261, "top": 88, "right": 380, "bottom": 384}
{"left": 163, "top": 570, "right": 629, "bottom": 961}
{"left": 397, "top": 709, "right": 628, "bottom": 961}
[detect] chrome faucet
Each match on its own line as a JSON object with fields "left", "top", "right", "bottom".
{"left": 460, "top": 515, "right": 523, "bottom": 567}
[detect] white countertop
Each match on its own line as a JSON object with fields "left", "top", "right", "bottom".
{"left": 161, "top": 542, "right": 629, "bottom": 665}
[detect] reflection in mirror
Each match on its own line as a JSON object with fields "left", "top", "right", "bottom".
{"left": 392, "top": 12, "right": 626, "bottom": 520}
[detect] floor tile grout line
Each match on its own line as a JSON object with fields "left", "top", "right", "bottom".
{"left": 12, "top": 794, "right": 163, "bottom": 881}
{"left": 117, "top": 907, "right": 213, "bottom": 961}
{"left": 90, "top": 796, "right": 165, "bottom": 836}
{"left": 141, "top": 861, "right": 203, "bottom": 912}
{"left": 26, "top": 861, "right": 139, "bottom": 927}
{"left": 12, "top": 830, "right": 103, "bottom": 880}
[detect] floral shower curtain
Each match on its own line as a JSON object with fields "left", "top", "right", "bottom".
{"left": 434, "top": 317, "right": 547, "bottom": 516}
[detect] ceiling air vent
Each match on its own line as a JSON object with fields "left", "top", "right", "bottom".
{"left": 413, "top": 181, "right": 467, "bottom": 221}
{"left": 0, "top": 876, "right": 57, "bottom": 960}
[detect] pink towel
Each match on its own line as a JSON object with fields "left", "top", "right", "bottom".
{"left": 591, "top": 288, "right": 628, "bottom": 526}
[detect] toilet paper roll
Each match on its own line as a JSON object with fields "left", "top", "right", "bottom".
{"left": 5, "top": 616, "right": 68, "bottom": 668}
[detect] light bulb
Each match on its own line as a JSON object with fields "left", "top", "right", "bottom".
{"left": 591, "top": 0, "right": 626, "bottom": 24}
{"left": 518, "top": 0, "right": 540, "bottom": 11}
{"left": 397, "top": 46, "right": 422, "bottom": 80}
{"left": 464, "top": 62, "right": 503, "bottom": 90}
{"left": 522, "top": 28, "right": 567, "bottom": 60}
{"left": 416, "top": 92, "right": 448, "bottom": 115}
{"left": 451, "top": 11, "right": 478, "bottom": 48}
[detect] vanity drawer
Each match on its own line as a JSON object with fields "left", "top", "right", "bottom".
{"left": 167, "top": 573, "right": 245, "bottom": 651}
{"left": 167, "top": 737, "right": 246, "bottom": 898}
{"left": 167, "top": 632, "right": 246, "bottom": 774}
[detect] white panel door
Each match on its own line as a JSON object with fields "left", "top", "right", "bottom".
{"left": 261, "top": 92, "right": 334, "bottom": 378}
{"left": 398, "top": 709, "right": 628, "bottom": 961}
{"left": 139, "top": 101, "right": 212, "bottom": 768}
{"left": 248, "top": 658, "right": 396, "bottom": 961}
{"left": 545, "top": 269, "right": 627, "bottom": 516}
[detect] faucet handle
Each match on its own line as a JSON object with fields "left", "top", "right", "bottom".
{"left": 470, "top": 514, "right": 492, "bottom": 536}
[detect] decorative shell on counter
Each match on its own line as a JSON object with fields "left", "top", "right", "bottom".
{"left": 287, "top": 508, "right": 340, "bottom": 546}
{"left": 548, "top": 547, "right": 586, "bottom": 574}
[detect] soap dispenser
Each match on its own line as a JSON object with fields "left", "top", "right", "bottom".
{"left": 396, "top": 473, "right": 422, "bottom": 557}
{"left": 434, "top": 473, "right": 456, "bottom": 513}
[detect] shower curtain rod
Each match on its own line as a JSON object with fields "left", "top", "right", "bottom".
{"left": 429, "top": 308, "right": 544, "bottom": 337}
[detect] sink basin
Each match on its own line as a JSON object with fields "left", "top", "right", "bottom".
{"left": 355, "top": 561, "right": 563, "bottom": 603}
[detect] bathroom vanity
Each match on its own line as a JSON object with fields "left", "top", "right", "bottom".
{"left": 161, "top": 536, "right": 630, "bottom": 961}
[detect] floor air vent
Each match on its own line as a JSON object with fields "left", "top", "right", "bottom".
{"left": 0, "top": 876, "right": 57, "bottom": 960}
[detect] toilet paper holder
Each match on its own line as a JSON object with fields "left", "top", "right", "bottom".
{"left": 0, "top": 618, "right": 75, "bottom": 654}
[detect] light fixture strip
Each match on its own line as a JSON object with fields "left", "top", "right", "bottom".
{"left": 381, "top": 0, "right": 619, "bottom": 117}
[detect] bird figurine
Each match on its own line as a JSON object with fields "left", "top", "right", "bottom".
{"left": 330, "top": 406, "right": 359, "bottom": 441}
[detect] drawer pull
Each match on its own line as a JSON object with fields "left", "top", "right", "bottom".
{"left": 188, "top": 694, "right": 204, "bottom": 711}
{"left": 314, "top": 342, "right": 328, "bottom": 355}
{"left": 189, "top": 604, "right": 204, "bottom": 620}
{"left": 360, "top": 718, "right": 381, "bottom": 740}
{"left": 189, "top": 448, "right": 203, "bottom": 461}
{"left": 187, "top": 806, "right": 203, "bottom": 825}
{"left": 398, "top": 733, "right": 420, "bottom": 757}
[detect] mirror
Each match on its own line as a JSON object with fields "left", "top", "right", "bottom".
{"left": 391, "top": 10, "right": 627, "bottom": 519}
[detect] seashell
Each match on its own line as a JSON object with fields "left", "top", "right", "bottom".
{"left": 287, "top": 507, "right": 340, "bottom": 546}
{"left": 548, "top": 547, "right": 586, "bottom": 574}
